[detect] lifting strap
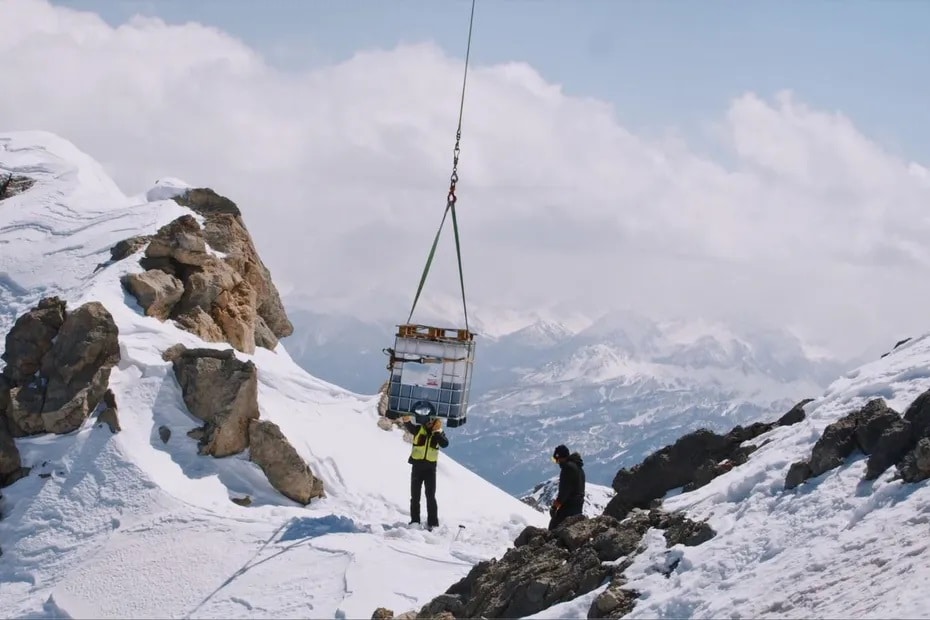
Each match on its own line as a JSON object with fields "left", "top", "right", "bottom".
{"left": 406, "top": 0, "right": 476, "bottom": 333}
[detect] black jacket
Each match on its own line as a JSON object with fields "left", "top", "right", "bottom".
{"left": 556, "top": 452, "right": 585, "bottom": 514}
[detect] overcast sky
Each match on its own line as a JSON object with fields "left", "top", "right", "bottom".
{"left": 4, "top": 0, "right": 930, "bottom": 359}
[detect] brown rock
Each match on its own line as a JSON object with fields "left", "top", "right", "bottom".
{"left": 121, "top": 270, "right": 184, "bottom": 320}
{"left": 249, "top": 419, "right": 324, "bottom": 504}
{"left": 1, "top": 296, "right": 67, "bottom": 384}
{"left": 169, "top": 345, "right": 259, "bottom": 457}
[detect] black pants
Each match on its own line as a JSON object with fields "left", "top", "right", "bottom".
{"left": 548, "top": 505, "right": 582, "bottom": 531}
{"left": 410, "top": 461, "right": 438, "bottom": 527}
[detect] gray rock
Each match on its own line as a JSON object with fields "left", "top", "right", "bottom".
{"left": 121, "top": 269, "right": 184, "bottom": 320}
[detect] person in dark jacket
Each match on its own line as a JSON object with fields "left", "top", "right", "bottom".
{"left": 548, "top": 444, "right": 585, "bottom": 530}
{"left": 402, "top": 416, "right": 449, "bottom": 530}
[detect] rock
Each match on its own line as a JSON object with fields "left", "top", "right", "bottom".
{"left": 1, "top": 296, "right": 67, "bottom": 385}
{"left": 784, "top": 460, "right": 813, "bottom": 489}
{"left": 168, "top": 345, "right": 259, "bottom": 457}
{"left": 121, "top": 270, "right": 184, "bottom": 320}
{"left": 903, "top": 389, "right": 930, "bottom": 439}
{"left": 145, "top": 215, "right": 210, "bottom": 266}
{"left": 110, "top": 235, "right": 152, "bottom": 262}
{"left": 589, "top": 582, "right": 638, "bottom": 619}
{"left": 96, "top": 389, "right": 120, "bottom": 433}
{"left": 0, "top": 415, "right": 27, "bottom": 487}
{"left": 172, "top": 188, "right": 293, "bottom": 341}
{"left": 662, "top": 512, "right": 716, "bottom": 547}
{"left": 158, "top": 425, "right": 172, "bottom": 443}
{"left": 808, "top": 410, "right": 862, "bottom": 477}
{"left": 122, "top": 202, "right": 289, "bottom": 354}
{"left": 248, "top": 419, "right": 324, "bottom": 504}
{"left": 898, "top": 438, "right": 930, "bottom": 483}
{"left": 864, "top": 420, "right": 913, "bottom": 480}
{"left": 231, "top": 495, "right": 252, "bottom": 507}
{"left": 605, "top": 417, "right": 777, "bottom": 520}
{"left": 1, "top": 299, "right": 119, "bottom": 438}
{"left": 418, "top": 507, "right": 701, "bottom": 619}
{"left": 776, "top": 398, "right": 813, "bottom": 426}
{"left": 0, "top": 173, "right": 36, "bottom": 200}
{"left": 371, "top": 607, "right": 394, "bottom": 620}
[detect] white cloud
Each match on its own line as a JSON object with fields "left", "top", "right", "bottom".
{"left": 3, "top": 0, "right": 930, "bottom": 358}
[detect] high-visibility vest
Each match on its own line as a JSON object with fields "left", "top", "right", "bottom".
{"left": 410, "top": 426, "right": 440, "bottom": 463}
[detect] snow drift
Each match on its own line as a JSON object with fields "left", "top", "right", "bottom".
{"left": 0, "top": 131, "right": 545, "bottom": 619}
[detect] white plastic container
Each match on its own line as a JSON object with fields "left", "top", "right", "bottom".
{"left": 384, "top": 323, "right": 476, "bottom": 427}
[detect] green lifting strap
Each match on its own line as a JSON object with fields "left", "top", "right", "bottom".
{"left": 405, "top": 0, "right": 475, "bottom": 332}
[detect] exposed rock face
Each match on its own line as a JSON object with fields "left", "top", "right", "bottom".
{"left": 165, "top": 344, "right": 259, "bottom": 457}
{"left": 116, "top": 188, "right": 293, "bottom": 354}
{"left": 163, "top": 344, "right": 324, "bottom": 503}
{"left": 0, "top": 173, "right": 35, "bottom": 200}
{"left": 249, "top": 419, "right": 324, "bottom": 504}
{"left": 95, "top": 389, "right": 121, "bottom": 433}
{"left": 785, "top": 391, "right": 930, "bottom": 488}
{"left": 0, "top": 298, "right": 120, "bottom": 441}
{"left": 0, "top": 413, "right": 28, "bottom": 487}
{"left": 414, "top": 509, "right": 713, "bottom": 620}
{"left": 604, "top": 399, "right": 810, "bottom": 520}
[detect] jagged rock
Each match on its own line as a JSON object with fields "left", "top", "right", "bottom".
{"left": 110, "top": 235, "right": 152, "bottom": 262}
{"left": 808, "top": 411, "right": 861, "bottom": 476}
{"left": 776, "top": 398, "right": 813, "bottom": 426}
{"left": 864, "top": 419, "right": 913, "bottom": 480}
{"left": 231, "top": 495, "right": 252, "bottom": 507}
{"left": 146, "top": 215, "right": 210, "bottom": 266}
{"left": 881, "top": 337, "right": 912, "bottom": 358}
{"left": 122, "top": 203, "right": 287, "bottom": 354}
{"left": 96, "top": 389, "right": 120, "bottom": 433}
{"left": 166, "top": 345, "right": 259, "bottom": 457}
{"left": 782, "top": 394, "right": 930, "bottom": 487}
{"left": 898, "top": 438, "right": 930, "bottom": 483}
{"left": 371, "top": 607, "right": 394, "bottom": 620}
{"left": 121, "top": 269, "right": 184, "bottom": 320}
{"left": 173, "top": 188, "right": 293, "bottom": 341}
{"left": 589, "top": 581, "right": 638, "bottom": 619}
{"left": 0, "top": 173, "right": 35, "bottom": 200}
{"left": 158, "top": 425, "right": 172, "bottom": 443}
{"left": 0, "top": 415, "right": 27, "bottom": 487}
{"left": 605, "top": 401, "right": 809, "bottom": 519}
{"left": 661, "top": 511, "right": 715, "bottom": 547}
{"left": 1, "top": 296, "right": 67, "bottom": 385}
{"left": 1, "top": 299, "right": 119, "bottom": 438}
{"left": 173, "top": 307, "right": 226, "bottom": 344}
{"left": 248, "top": 419, "right": 324, "bottom": 504}
{"left": 419, "top": 508, "right": 709, "bottom": 619}
{"left": 784, "top": 460, "right": 813, "bottom": 490}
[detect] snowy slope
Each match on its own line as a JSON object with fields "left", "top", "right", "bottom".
{"left": 0, "top": 131, "right": 546, "bottom": 619}
{"left": 619, "top": 333, "right": 930, "bottom": 619}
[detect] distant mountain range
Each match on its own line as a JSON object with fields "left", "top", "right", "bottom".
{"left": 281, "top": 304, "right": 859, "bottom": 495}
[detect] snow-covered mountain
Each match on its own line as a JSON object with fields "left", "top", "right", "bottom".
{"left": 285, "top": 307, "right": 856, "bottom": 495}
{"left": 8, "top": 130, "right": 930, "bottom": 620}
{"left": 0, "top": 131, "right": 546, "bottom": 618}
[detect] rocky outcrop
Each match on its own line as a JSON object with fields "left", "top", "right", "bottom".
{"left": 604, "top": 399, "right": 811, "bottom": 520}
{"left": 164, "top": 344, "right": 259, "bottom": 457}
{"left": 784, "top": 390, "right": 930, "bottom": 488}
{"left": 164, "top": 343, "right": 323, "bottom": 504}
{"left": 249, "top": 419, "right": 324, "bottom": 504}
{"left": 117, "top": 188, "right": 293, "bottom": 354}
{"left": 0, "top": 413, "right": 28, "bottom": 487}
{"left": 95, "top": 389, "right": 120, "bottom": 433}
{"left": 0, "top": 173, "right": 35, "bottom": 200}
{"left": 0, "top": 298, "right": 120, "bottom": 441}
{"left": 411, "top": 509, "right": 713, "bottom": 620}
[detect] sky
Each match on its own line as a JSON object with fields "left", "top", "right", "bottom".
{"left": 4, "top": 0, "right": 930, "bottom": 359}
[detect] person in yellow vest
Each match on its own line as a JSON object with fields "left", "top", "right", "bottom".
{"left": 401, "top": 415, "right": 449, "bottom": 530}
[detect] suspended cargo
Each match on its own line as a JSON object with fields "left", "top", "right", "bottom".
{"left": 384, "top": 324, "right": 476, "bottom": 427}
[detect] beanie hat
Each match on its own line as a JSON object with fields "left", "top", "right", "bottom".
{"left": 553, "top": 444, "right": 569, "bottom": 460}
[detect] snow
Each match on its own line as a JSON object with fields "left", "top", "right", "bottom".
{"left": 621, "top": 333, "right": 930, "bottom": 619}
{"left": 0, "top": 131, "right": 546, "bottom": 619}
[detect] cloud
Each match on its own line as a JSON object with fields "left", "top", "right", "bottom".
{"left": 3, "top": 0, "right": 930, "bottom": 358}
